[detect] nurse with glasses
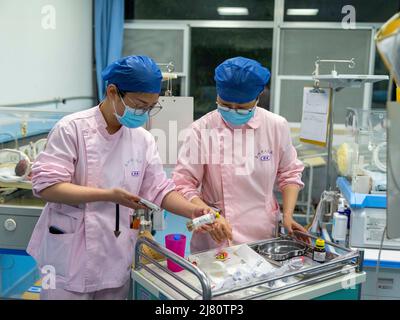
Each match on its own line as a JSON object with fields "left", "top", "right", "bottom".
{"left": 173, "top": 56, "right": 308, "bottom": 254}
{"left": 27, "top": 55, "right": 219, "bottom": 299}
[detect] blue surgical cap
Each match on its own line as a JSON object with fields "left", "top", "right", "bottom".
{"left": 102, "top": 55, "right": 162, "bottom": 93}
{"left": 214, "top": 57, "right": 271, "bottom": 104}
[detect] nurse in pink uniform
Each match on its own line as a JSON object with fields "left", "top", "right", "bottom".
{"left": 27, "top": 56, "right": 227, "bottom": 300}
{"left": 173, "top": 57, "right": 308, "bottom": 253}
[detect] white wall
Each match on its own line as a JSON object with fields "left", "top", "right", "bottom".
{"left": 0, "top": 0, "right": 94, "bottom": 108}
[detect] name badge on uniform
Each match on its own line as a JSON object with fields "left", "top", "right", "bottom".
{"left": 131, "top": 170, "right": 140, "bottom": 177}
{"left": 255, "top": 150, "right": 273, "bottom": 162}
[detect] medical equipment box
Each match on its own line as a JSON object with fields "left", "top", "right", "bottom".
{"left": 337, "top": 177, "right": 400, "bottom": 250}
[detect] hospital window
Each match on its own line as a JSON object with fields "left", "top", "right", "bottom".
{"left": 123, "top": 27, "right": 186, "bottom": 97}
{"left": 284, "top": 0, "right": 400, "bottom": 22}
{"left": 123, "top": 28, "right": 185, "bottom": 73}
{"left": 277, "top": 28, "right": 372, "bottom": 124}
{"left": 125, "top": 0, "right": 275, "bottom": 21}
{"left": 190, "top": 28, "right": 273, "bottom": 119}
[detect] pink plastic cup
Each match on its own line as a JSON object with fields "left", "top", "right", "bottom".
{"left": 165, "top": 234, "right": 186, "bottom": 272}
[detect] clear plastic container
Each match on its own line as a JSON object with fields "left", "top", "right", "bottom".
{"left": 0, "top": 107, "right": 74, "bottom": 204}
{"left": 337, "top": 108, "right": 387, "bottom": 193}
{"left": 344, "top": 107, "right": 387, "bottom": 173}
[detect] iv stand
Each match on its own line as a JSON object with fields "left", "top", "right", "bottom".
{"left": 158, "top": 62, "right": 176, "bottom": 96}
{"left": 312, "top": 58, "right": 389, "bottom": 191}
{"left": 312, "top": 58, "right": 355, "bottom": 191}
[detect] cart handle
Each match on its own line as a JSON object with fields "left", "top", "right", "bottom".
{"left": 134, "top": 236, "right": 212, "bottom": 300}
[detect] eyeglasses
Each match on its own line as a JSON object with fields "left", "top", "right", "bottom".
{"left": 118, "top": 89, "right": 163, "bottom": 117}
{"left": 129, "top": 102, "right": 163, "bottom": 117}
{"left": 217, "top": 104, "right": 255, "bottom": 115}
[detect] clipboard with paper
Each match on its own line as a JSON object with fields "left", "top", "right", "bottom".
{"left": 299, "top": 87, "right": 332, "bottom": 147}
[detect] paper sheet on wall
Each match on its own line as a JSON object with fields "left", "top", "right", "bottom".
{"left": 300, "top": 87, "right": 331, "bottom": 147}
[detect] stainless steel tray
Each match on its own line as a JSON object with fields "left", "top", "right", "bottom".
{"left": 257, "top": 240, "right": 306, "bottom": 261}
{"left": 251, "top": 234, "right": 347, "bottom": 278}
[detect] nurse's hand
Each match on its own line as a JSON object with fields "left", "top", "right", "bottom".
{"left": 283, "top": 216, "right": 310, "bottom": 244}
{"left": 110, "top": 188, "right": 147, "bottom": 210}
{"left": 195, "top": 210, "right": 233, "bottom": 244}
{"left": 208, "top": 215, "right": 233, "bottom": 244}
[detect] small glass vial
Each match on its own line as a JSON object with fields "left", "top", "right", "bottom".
{"left": 312, "top": 238, "right": 326, "bottom": 263}
{"left": 187, "top": 211, "right": 220, "bottom": 232}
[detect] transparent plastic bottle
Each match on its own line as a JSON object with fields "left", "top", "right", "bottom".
{"left": 332, "top": 200, "right": 348, "bottom": 244}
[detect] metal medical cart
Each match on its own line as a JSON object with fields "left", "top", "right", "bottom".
{"left": 132, "top": 232, "right": 366, "bottom": 300}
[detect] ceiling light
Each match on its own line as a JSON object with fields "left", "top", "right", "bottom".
{"left": 287, "top": 8, "right": 319, "bottom": 16}
{"left": 217, "top": 7, "right": 249, "bottom": 16}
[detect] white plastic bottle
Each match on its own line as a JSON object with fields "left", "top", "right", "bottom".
{"left": 186, "top": 212, "right": 220, "bottom": 231}
{"left": 332, "top": 200, "right": 348, "bottom": 244}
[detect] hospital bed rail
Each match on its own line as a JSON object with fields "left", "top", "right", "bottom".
{"left": 134, "top": 236, "right": 212, "bottom": 300}
{"left": 0, "top": 96, "right": 96, "bottom": 108}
